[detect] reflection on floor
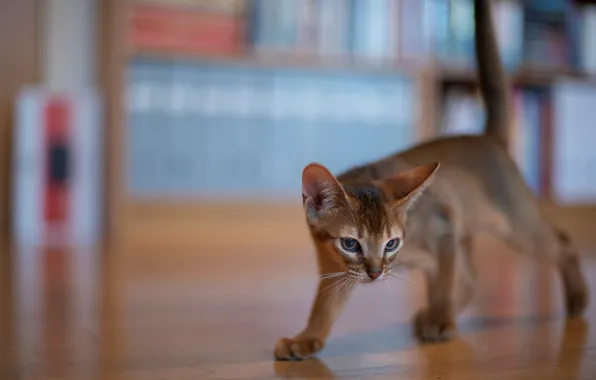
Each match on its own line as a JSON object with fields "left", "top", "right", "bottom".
{"left": 1, "top": 236, "right": 595, "bottom": 379}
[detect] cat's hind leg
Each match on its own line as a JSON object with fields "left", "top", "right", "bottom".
{"left": 552, "top": 228, "right": 589, "bottom": 317}
{"left": 413, "top": 231, "right": 476, "bottom": 343}
{"left": 505, "top": 220, "right": 589, "bottom": 319}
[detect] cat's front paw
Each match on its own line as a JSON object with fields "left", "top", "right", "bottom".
{"left": 274, "top": 337, "right": 324, "bottom": 361}
{"left": 413, "top": 307, "right": 455, "bottom": 343}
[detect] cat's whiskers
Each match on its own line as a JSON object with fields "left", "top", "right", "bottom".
{"left": 387, "top": 271, "right": 417, "bottom": 285}
{"left": 387, "top": 258, "right": 423, "bottom": 272}
{"left": 320, "top": 272, "right": 346, "bottom": 280}
{"left": 382, "top": 275, "right": 392, "bottom": 292}
{"left": 330, "top": 277, "right": 354, "bottom": 297}
{"left": 319, "top": 276, "right": 351, "bottom": 298}
{"left": 336, "top": 277, "right": 356, "bottom": 296}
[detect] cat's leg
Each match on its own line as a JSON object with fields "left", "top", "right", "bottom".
{"left": 274, "top": 277, "right": 355, "bottom": 360}
{"left": 506, "top": 220, "right": 588, "bottom": 318}
{"left": 452, "top": 235, "right": 477, "bottom": 313}
{"left": 553, "top": 228, "right": 589, "bottom": 317}
{"left": 413, "top": 231, "right": 457, "bottom": 343}
{"left": 510, "top": 221, "right": 589, "bottom": 318}
{"left": 413, "top": 234, "right": 475, "bottom": 343}
{"left": 274, "top": 252, "right": 356, "bottom": 361}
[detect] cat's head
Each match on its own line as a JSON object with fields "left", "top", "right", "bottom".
{"left": 302, "top": 161, "right": 440, "bottom": 283}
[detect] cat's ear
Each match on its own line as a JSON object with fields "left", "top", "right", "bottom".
{"left": 379, "top": 162, "right": 440, "bottom": 212}
{"left": 302, "top": 163, "right": 347, "bottom": 224}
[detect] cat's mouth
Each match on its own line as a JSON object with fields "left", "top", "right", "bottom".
{"left": 345, "top": 266, "right": 390, "bottom": 283}
{"left": 360, "top": 272, "right": 387, "bottom": 283}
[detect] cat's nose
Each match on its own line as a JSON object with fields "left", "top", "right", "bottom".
{"left": 366, "top": 269, "right": 382, "bottom": 280}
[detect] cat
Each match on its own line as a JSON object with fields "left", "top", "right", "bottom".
{"left": 274, "top": 0, "right": 589, "bottom": 361}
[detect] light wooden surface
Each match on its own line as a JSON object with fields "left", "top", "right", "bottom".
{"left": 1, "top": 232, "right": 596, "bottom": 379}
{"left": 117, "top": 203, "right": 596, "bottom": 254}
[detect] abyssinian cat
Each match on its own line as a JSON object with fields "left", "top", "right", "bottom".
{"left": 274, "top": 0, "right": 589, "bottom": 360}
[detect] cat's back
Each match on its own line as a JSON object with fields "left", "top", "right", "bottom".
{"left": 397, "top": 134, "right": 518, "bottom": 185}
{"left": 339, "top": 134, "right": 539, "bottom": 239}
{"left": 398, "top": 134, "right": 541, "bottom": 238}
{"left": 341, "top": 134, "right": 522, "bottom": 191}
{"left": 395, "top": 134, "right": 532, "bottom": 204}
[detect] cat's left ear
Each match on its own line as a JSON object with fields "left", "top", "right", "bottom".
{"left": 302, "top": 163, "right": 347, "bottom": 225}
{"left": 378, "top": 162, "right": 440, "bottom": 212}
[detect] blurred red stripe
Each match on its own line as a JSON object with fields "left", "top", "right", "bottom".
{"left": 43, "top": 98, "right": 70, "bottom": 224}
{"left": 129, "top": 3, "right": 245, "bottom": 55}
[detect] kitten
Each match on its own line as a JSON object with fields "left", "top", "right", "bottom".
{"left": 274, "top": 0, "right": 589, "bottom": 361}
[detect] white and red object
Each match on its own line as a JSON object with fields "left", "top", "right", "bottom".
{"left": 12, "top": 88, "right": 103, "bottom": 246}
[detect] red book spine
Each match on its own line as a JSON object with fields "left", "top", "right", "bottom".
{"left": 129, "top": 4, "right": 246, "bottom": 55}
{"left": 43, "top": 98, "right": 71, "bottom": 224}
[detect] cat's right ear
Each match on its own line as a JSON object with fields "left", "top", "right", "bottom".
{"left": 380, "top": 162, "right": 440, "bottom": 212}
{"left": 302, "top": 163, "right": 347, "bottom": 224}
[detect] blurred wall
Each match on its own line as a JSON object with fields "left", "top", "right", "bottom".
{"left": 0, "top": 0, "right": 98, "bottom": 241}
{"left": 0, "top": 0, "right": 40, "bottom": 240}
{"left": 42, "top": 0, "right": 98, "bottom": 89}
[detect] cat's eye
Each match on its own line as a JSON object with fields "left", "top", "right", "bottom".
{"left": 384, "top": 238, "right": 401, "bottom": 253}
{"left": 340, "top": 238, "right": 361, "bottom": 253}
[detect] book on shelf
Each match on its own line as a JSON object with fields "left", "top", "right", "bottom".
{"left": 250, "top": 0, "right": 402, "bottom": 60}
{"left": 579, "top": 4, "right": 596, "bottom": 75}
{"left": 400, "top": 0, "right": 429, "bottom": 61}
{"left": 448, "top": 0, "right": 476, "bottom": 65}
{"left": 493, "top": 0, "right": 524, "bottom": 69}
{"left": 348, "top": 0, "right": 399, "bottom": 61}
{"left": 248, "top": 0, "right": 439, "bottom": 63}
{"left": 511, "top": 88, "right": 543, "bottom": 194}
{"left": 125, "top": 57, "right": 417, "bottom": 198}
{"left": 425, "top": 0, "right": 523, "bottom": 69}
{"left": 128, "top": 1, "right": 247, "bottom": 55}
{"left": 521, "top": 0, "right": 596, "bottom": 75}
{"left": 552, "top": 80, "right": 596, "bottom": 204}
{"left": 125, "top": 0, "right": 596, "bottom": 78}
{"left": 522, "top": 0, "right": 572, "bottom": 71}
{"left": 429, "top": 0, "right": 596, "bottom": 74}
{"left": 441, "top": 87, "right": 485, "bottom": 135}
{"left": 132, "top": 0, "right": 247, "bottom": 13}
{"left": 317, "top": 0, "right": 350, "bottom": 57}
{"left": 249, "top": 0, "right": 321, "bottom": 54}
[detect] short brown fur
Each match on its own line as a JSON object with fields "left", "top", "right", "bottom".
{"left": 274, "top": 0, "right": 589, "bottom": 360}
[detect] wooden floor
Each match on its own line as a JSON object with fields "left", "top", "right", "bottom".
{"left": 1, "top": 235, "right": 596, "bottom": 379}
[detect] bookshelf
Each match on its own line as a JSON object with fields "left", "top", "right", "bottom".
{"left": 101, "top": 0, "right": 596, "bottom": 247}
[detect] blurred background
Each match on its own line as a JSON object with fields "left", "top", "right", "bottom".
{"left": 2, "top": 0, "right": 596, "bottom": 252}
{"left": 1, "top": 0, "right": 596, "bottom": 251}
{"left": 1, "top": 1, "right": 596, "bottom": 378}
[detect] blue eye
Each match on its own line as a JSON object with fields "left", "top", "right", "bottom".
{"left": 340, "top": 238, "right": 360, "bottom": 252}
{"left": 385, "top": 238, "right": 401, "bottom": 252}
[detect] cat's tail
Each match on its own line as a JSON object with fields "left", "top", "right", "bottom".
{"left": 474, "top": 0, "right": 511, "bottom": 148}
